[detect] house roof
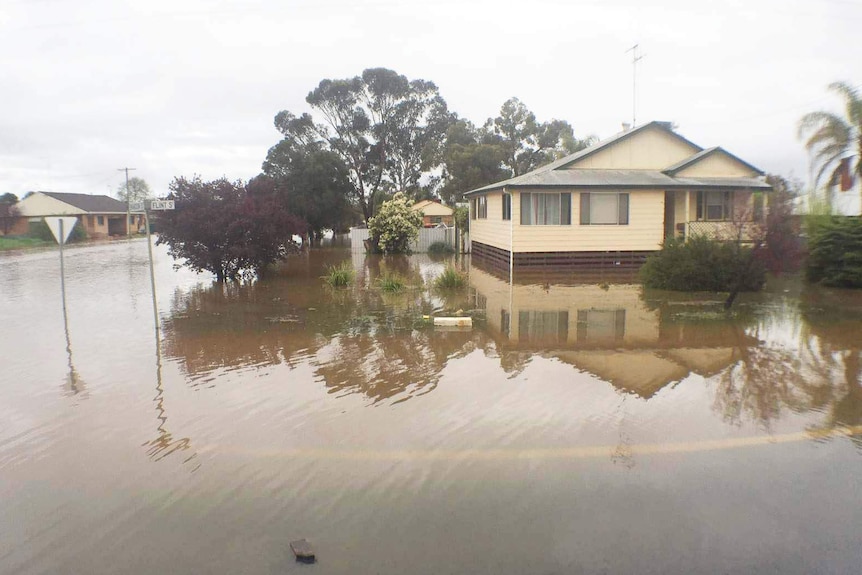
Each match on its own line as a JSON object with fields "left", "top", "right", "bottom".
{"left": 411, "top": 199, "right": 454, "bottom": 215}
{"left": 662, "top": 146, "right": 765, "bottom": 176}
{"left": 40, "top": 192, "right": 128, "bottom": 213}
{"left": 464, "top": 121, "right": 769, "bottom": 196}
{"left": 466, "top": 169, "right": 770, "bottom": 193}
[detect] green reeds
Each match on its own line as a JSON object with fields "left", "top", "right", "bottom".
{"left": 322, "top": 262, "right": 354, "bottom": 287}
{"left": 433, "top": 264, "right": 467, "bottom": 289}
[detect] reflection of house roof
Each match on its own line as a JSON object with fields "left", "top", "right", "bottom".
{"left": 40, "top": 192, "right": 127, "bottom": 213}
{"left": 464, "top": 120, "right": 769, "bottom": 196}
{"left": 552, "top": 347, "right": 739, "bottom": 399}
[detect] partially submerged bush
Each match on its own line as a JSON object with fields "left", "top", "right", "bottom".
{"left": 378, "top": 271, "right": 406, "bottom": 292}
{"left": 640, "top": 236, "right": 766, "bottom": 292}
{"left": 433, "top": 264, "right": 467, "bottom": 289}
{"left": 367, "top": 192, "right": 423, "bottom": 254}
{"left": 322, "top": 261, "right": 354, "bottom": 287}
{"left": 428, "top": 241, "right": 455, "bottom": 256}
{"left": 806, "top": 216, "right": 862, "bottom": 288}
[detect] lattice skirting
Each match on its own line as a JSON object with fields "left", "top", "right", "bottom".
{"left": 471, "top": 241, "right": 654, "bottom": 272}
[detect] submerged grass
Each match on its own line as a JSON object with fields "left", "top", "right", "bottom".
{"left": 433, "top": 264, "right": 467, "bottom": 289}
{"left": 378, "top": 271, "right": 406, "bottom": 292}
{"left": 322, "top": 262, "right": 354, "bottom": 287}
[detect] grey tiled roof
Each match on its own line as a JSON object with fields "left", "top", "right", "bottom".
{"left": 466, "top": 169, "right": 770, "bottom": 194}
{"left": 464, "top": 121, "right": 769, "bottom": 196}
{"left": 41, "top": 192, "right": 128, "bottom": 213}
{"left": 662, "top": 147, "right": 765, "bottom": 176}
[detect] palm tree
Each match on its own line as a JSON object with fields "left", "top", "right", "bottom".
{"left": 798, "top": 81, "right": 862, "bottom": 189}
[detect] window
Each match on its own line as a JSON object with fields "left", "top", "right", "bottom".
{"left": 579, "top": 193, "right": 629, "bottom": 225}
{"left": 471, "top": 195, "right": 487, "bottom": 220}
{"left": 520, "top": 193, "right": 571, "bottom": 225}
{"left": 696, "top": 191, "right": 732, "bottom": 221}
{"left": 576, "top": 309, "right": 626, "bottom": 343}
{"left": 518, "top": 310, "right": 569, "bottom": 343}
{"left": 97, "top": 216, "right": 105, "bottom": 226}
{"left": 502, "top": 193, "right": 511, "bottom": 221}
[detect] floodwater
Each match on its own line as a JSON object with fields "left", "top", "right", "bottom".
{"left": 2, "top": 239, "right": 862, "bottom": 575}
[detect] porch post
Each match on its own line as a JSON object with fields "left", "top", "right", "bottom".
{"left": 684, "top": 191, "right": 691, "bottom": 240}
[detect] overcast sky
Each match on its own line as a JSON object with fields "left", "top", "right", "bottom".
{"left": 1, "top": 0, "right": 859, "bottom": 197}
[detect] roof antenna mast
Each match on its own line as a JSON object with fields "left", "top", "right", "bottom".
{"left": 626, "top": 44, "right": 644, "bottom": 128}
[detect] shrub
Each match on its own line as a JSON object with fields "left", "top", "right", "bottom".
{"left": 378, "top": 271, "right": 406, "bottom": 292}
{"left": 806, "top": 216, "right": 862, "bottom": 288}
{"left": 640, "top": 235, "right": 766, "bottom": 292}
{"left": 367, "top": 192, "right": 423, "bottom": 254}
{"left": 428, "top": 241, "right": 455, "bottom": 255}
{"left": 433, "top": 264, "right": 467, "bottom": 289}
{"left": 322, "top": 261, "right": 354, "bottom": 287}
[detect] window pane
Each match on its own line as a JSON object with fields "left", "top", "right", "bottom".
{"left": 545, "top": 194, "right": 560, "bottom": 225}
{"left": 590, "top": 194, "right": 618, "bottom": 224}
{"left": 580, "top": 193, "right": 590, "bottom": 224}
{"left": 520, "top": 193, "right": 531, "bottom": 225}
{"left": 706, "top": 205, "right": 724, "bottom": 220}
{"left": 618, "top": 193, "right": 629, "bottom": 225}
{"left": 561, "top": 193, "right": 571, "bottom": 225}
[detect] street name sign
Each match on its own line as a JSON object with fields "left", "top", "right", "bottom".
{"left": 129, "top": 201, "right": 145, "bottom": 212}
{"left": 150, "top": 200, "right": 175, "bottom": 210}
{"left": 44, "top": 217, "right": 78, "bottom": 245}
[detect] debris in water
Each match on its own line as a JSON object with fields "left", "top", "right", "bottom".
{"left": 433, "top": 316, "right": 472, "bottom": 328}
{"left": 290, "top": 539, "right": 316, "bottom": 563}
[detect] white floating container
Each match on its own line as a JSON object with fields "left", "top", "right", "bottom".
{"left": 433, "top": 316, "right": 472, "bottom": 328}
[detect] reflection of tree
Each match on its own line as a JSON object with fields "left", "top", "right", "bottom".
{"left": 800, "top": 290, "right": 862, "bottom": 445}
{"left": 317, "top": 328, "right": 477, "bottom": 404}
{"left": 162, "top": 258, "right": 485, "bottom": 404}
{"left": 709, "top": 289, "right": 862, "bottom": 446}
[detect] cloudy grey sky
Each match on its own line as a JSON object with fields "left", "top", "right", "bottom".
{"left": 1, "top": 0, "right": 859, "bottom": 197}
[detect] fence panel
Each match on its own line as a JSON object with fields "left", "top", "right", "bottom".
{"left": 349, "top": 227, "right": 455, "bottom": 252}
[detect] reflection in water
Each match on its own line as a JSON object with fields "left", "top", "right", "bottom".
{"left": 7, "top": 243, "right": 862, "bottom": 574}
{"left": 469, "top": 262, "right": 862, "bottom": 445}
{"left": 142, "top": 327, "right": 197, "bottom": 468}
{"left": 162, "top": 254, "right": 480, "bottom": 404}
{"left": 470, "top": 265, "right": 751, "bottom": 399}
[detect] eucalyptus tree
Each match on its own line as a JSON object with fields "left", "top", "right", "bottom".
{"left": 798, "top": 81, "right": 862, "bottom": 188}
{"left": 270, "top": 68, "right": 450, "bottom": 223}
{"left": 482, "top": 97, "right": 595, "bottom": 176}
{"left": 116, "top": 176, "right": 153, "bottom": 203}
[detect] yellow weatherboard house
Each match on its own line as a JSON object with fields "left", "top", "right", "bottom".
{"left": 464, "top": 121, "right": 770, "bottom": 270}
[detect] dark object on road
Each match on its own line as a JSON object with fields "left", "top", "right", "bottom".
{"left": 290, "top": 539, "right": 316, "bottom": 563}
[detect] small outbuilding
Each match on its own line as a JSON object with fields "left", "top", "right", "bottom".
{"left": 411, "top": 199, "right": 454, "bottom": 228}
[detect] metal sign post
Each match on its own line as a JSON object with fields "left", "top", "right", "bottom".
{"left": 44, "top": 216, "right": 82, "bottom": 393}
{"left": 142, "top": 200, "right": 175, "bottom": 334}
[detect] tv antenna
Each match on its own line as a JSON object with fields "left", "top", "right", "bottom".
{"left": 626, "top": 44, "right": 645, "bottom": 127}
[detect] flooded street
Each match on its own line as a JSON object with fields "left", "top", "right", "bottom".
{"left": 2, "top": 239, "right": 862, "bottom": 574}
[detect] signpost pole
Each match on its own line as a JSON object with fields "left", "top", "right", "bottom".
{"left": 58, "top": 219, "right": 68, "bottom": 324}
{"left": 145, "top": 208, "right": 160, "bottom": 334}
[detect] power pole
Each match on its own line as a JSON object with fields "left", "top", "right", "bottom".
{"left": 118, "top": 167, "right": 136, "bottom": 238}
{"left": 626, "top": 44, "right": 645, "bottom": 128}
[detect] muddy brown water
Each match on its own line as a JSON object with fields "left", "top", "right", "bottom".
{"left": 2, "top": 238, "right": 862, "bottom": 574}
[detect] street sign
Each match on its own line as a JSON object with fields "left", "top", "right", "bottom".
{"left": 129, "top": 201, "right": 145, "bottom": 212}
{"left": 44, "top": 217, "right": 78, "bottom": 245}
{"left": 150, "top": 200, "right": 175, "bottom": 210}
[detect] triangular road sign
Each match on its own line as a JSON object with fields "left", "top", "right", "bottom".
{"left": 44, "top": 216, "right": 79, "bottom": 245}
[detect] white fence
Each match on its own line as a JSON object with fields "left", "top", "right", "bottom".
{"left": 349, "top": 227, "right": 456, "bottom": 252}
